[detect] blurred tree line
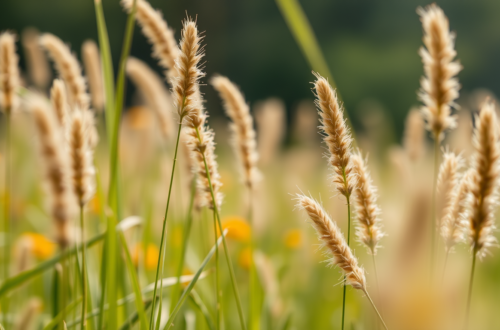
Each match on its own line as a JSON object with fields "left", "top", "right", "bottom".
{"left": 1, "top": 0, "right": 500, "bottom": 141}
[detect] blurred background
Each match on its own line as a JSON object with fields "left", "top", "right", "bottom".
{"left": 2, "top": 0, "right": 500, "bottom": 142}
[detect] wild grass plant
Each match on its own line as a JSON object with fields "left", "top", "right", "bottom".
{"left": 0, "top": 1, "right": 499, "bottom": 330}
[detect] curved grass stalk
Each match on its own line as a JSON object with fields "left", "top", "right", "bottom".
{"left": 341, "top": 198, "right": 351, "bottom": 330}
{"left": 194, "top": 126, "right": 247, "bottom": 330}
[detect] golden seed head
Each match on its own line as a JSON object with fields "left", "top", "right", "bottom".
{"left": 82, "top": 40, "right": 105, "bottom": 111}
{"left": 0, "top": 31, "right": 20, "bottom": 113}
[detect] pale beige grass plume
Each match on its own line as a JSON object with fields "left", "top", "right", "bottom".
{"left": 0, "top": 31, "right": 20, "bottom": 113}
{"left": 30, "top": 96, "right": 72, "bottom": 247}
{"left": 211, "top": 75, "right": 260, "bottom": 189}
{"left": 21, "top": 28, "right": 51, "bottom": 90}
{"left": 126, "top": 57, "right": 174, "bottom": 139}
{"left": 403, "top": 108, "right": 425, "bottom": 162}
{"left": 50, "top": 79, "right": 69, "bottom": 128}
{"left": 468, "top": 101, "right": 500, "bottom": 259}
{"left": 40, "top": 33, "right": 90, "bottom": 110}
{"left": 255, "top": 98, "right": 286, "bottom": 166}
{"left": 418, "top": 4, "right": 461, "bottom": 141}
{"left": 82, "top": 40, "right": 105, "bottom": 111}
{"left": 297, "top": 194, "right": 366, "bottom": 289}
{"left": 351, "top": 152, "right": 384, "bottom": 254}
{"left": 313, "top": 74, "right": 355, "bottom": 198}
{"left": 121, "top": 0, "right": 179, "bottom": 73}
{"left": 441, "top": 170, "right": 471, "bottom": 252}
{"left": 437, "top": 151, "right": 462, "bottom": 226}
{"left": 68, "top": 110, "right": 96, "bottom": 207}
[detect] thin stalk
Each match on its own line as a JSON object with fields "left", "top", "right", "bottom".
{"left": 194, "top": 126, "right": 247, "bottom": 330}
{"left": 362, "top": 289, "right": 388, "bottom": 330}
{"left": 430, "top": 137, "right": 440, "bottom": 278}
{"left": 80, "top": 207, "right": 88, "bottom": 330}
{"left": 341, "top": 197, "right": 351, "bottom": 330}
{"left": 213, "top": 210, "right": 220, "bottom": 330}
{"left": 371, "top": 254, "right": 381, "bottom": 301}
{"left": 149, "top": 122, "right": 184, "bottom": 329}
{"left": 248, "top": 189, "right": 258, "bottom": 330}
{"left": 464, "top": 248, "right": 477, "bottom": 330}
{"left": 2, "top": 110, "right": 11, "bottom": 324}
{"left": 169, "top": 176, "right": 196, "bottom": 314}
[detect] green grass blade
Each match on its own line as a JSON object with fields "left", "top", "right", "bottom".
{"left": 93, "top": 0, "right": 115, "bottom": 140}
{"left": 42, "top": 297, "right": 82, "bottom": 330}
{"left": 275, "top": 0, "right": 335, "bottom": 86}
{"left": 118, "top": 231, "right": 149, "bottom": 330}
{"left": 118, "top": 298, "right": 156, "bottom": 330}
{"left": 0, "top": 234, "right": 104, "bottom": 297}
{"left": 188, "top": 290, "right": 215, "bottom": 330}
{"left": 163, "top": 233, "right": 226, "bottom": 330}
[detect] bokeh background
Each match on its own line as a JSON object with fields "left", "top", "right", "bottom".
{"left": 2, "top": 0, "right": 500, "bottom": 142}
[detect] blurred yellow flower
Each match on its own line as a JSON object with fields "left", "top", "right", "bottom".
{"left": 20, "top": 233, "right": 56, "bottom": 260}
{"left": 131, "top": 243, "right": 160, "bottom": 270}
{"left": 238, "top": 247, "right": 252, "bottom": 270}
{"left": 90, "top": 194, "right": 101, "bottom": 214}
{"left": 125, "top": 106, "right": 153, "bottom": 131}
{"left": 181, "top": 267, "right": 193, "bottom": 288}
{"left": 219, "top": 216, "right": 251, "bottom": 242}
{"left": 284, "top": 229, "right": 303, "bottom": 249}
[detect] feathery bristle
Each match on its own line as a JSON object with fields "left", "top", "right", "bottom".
{"left": 418, "top": 4, "right": 461, "bottom": 141}
{"left": 82, "top": 40, "right": 105, "bottom": 111}
{"left": 436, "top": 151, "right": 462, "bottom": 226}
{"left": 121, "top": 0, "right": 179, "bottom": 72}
{"left": 468, "top": 101, "right": 500, "bottom": 259}
{"left": 351, "top": 152, "right": 384, "bottom": 255}
{"left": 171, "top": 19, "right": 204, "bottom": 121}
{"left": 21, "top": 27, "right": 51, "bottom": 89}
{"left": 297, "top": 195, "right": 366, "bottom": 290}
{"left": 211, "top": 75, "right": 260, "bottom": 189}
{"left": 30, "top": 95, "right": 71, "bottom": 248}
{"left": 50, "top": 79, "right": 68, "bottom": 128}
{"left": 69, "top": 110, "right": 96, "bottom": 207}
{"left": 441, "top": 170, "right": 471, "bottom": 251}
{"left": 40, "top": 33, "right": 90, "bottom": 110}
{"left": 313, "top": 74, "right": 355, "bottom": 198}
{"left": 403, "top": 108, "right": 425, "bottom": 162}
{"left": 126, "top": 57, "right": 174, "bottom": 139}
{"left": 0, "top": 31, "right": 20, "bottom": 113}
{"left": 255, "top": 98, "right": 286, "bottom": 165}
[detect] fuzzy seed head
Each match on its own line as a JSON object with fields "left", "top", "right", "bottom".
{"left": 121, "top": 0, "right": 179, "bottom": 72}
{"left": 468, "top": 101, "right": 500, "bottom": 259}
{"left": 211, "top": 75, "right": 260, "bottom": 189}
{"left": 313, "top": 73, "right": 355, "bottom": 198}
{"left": 50, "top": 79, "right": 69, "bottom": 128}
{"left": 0, "top": 31, "right": 20, "bottom": 113}
{"left": 22, "top": 27, "right": 51, "bottom": 90}
{"left": 351, "top": 152, "right": 384, "bottom": 254}
{"left": 403, "top": 108, "right": 425, "bottom": 162}
{"left": 40, "top": 33, "right": 90, "bottom": 110}
{"left": 418, "top": 4, "right": 461, "bottom": 141}
{"left": 437, "top": 151, "right": 462, "bottom": 227}
{"left": 297, "top": 194, "right": 366, "bottom": 290}
{"left": 82, "top": 40, "right": 105, "bottom": 111}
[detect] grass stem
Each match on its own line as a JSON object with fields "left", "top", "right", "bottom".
{"left": 464, "top": 248, "right": 477, "bottom": 330}
{"left": 362, "top": 289, "right": 388, "bottom": 330}
{"left": 430, "top": 137, "right": 440, "bottom": 279}
{"left": 1, "top": 110, "right": 11, "bottom": 324}
{"left": 194, "top": 126, "right": 247, "bottom": 330}
{"left": 341, "top": 197, "right": 351, "bottom": 330}
{"left": 213, "top": 210, "right": 221, "bottom": 330}
{"left": 80, "top": 206, "right": 88, "bottom": 330}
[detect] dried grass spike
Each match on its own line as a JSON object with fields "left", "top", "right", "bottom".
{"left": 82, "top": 40, "right": 105, "bottom": 111}
{"left": 211, "top": 75, "right": 260, "bottom": 189}
{"left": 126, "top": 57, "right": 174, "bottom": 139}
{"left": 0, "top": 31, "right": 20, "bottom": 113}
{"left": 297, "top": 194, "right": 366, "bottom": 290}
{"left": 437, "top": 151, "right": 462, "bottom": 226}
{"left": 171, "top": 19, "right": 204, "bottom": 122}
{"left": 468, "top": 101, "right": 500, "bottom": 258}
{"left": 441, "top": 170, "right": 471, "bottom": 251}
{"left": 121, "top": 0, "right": 179, "bottom": 71}
{"left": 313, "top": 73, "right": 355, "bottom": 197}
{"left": 40, "top": 33, "right": 89, "bottom": 110}
{"left": 351, "top": 152, "right": 384, "bottom": 254}
{"left": 30, "top": 95, "right": 71, "bottom": 247}
{"left": 69, "top": 110, "right": 96, "bottom": 207}
{"left": 50, "top": 79, "right": 68, "bottom": 128}
{"left": 22, "top": 27, "right": 51, "bottom": 89}
{"left": 418, "top": 4, "right": 461, "bottom": 141}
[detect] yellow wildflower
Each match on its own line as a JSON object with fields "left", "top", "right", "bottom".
{"left": 20, "top": 233, "right": 56, "bottom": 260}
{"left": 131, "top": 243, "right": 160, "bottom": 270}
{"left": 284, "top": 229, "right": 303, "bottom": 249}
{"left": 219, "top": 216, "right": 251, "bottom": 242}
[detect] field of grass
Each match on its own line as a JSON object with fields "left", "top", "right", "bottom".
{"left": 0, "top": 1, "right": 499, "bottom": 330}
